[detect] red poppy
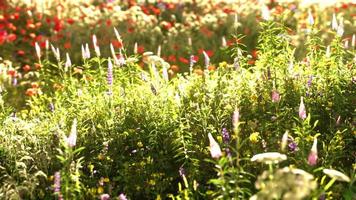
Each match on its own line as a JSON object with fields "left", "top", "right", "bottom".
{"left": 179, "top": 57, "right": 189, "bottom": 64}
{"left": 168, "top": 55, "right": 176, "bottom": 62}
{"left": 17, "top": 50, "right": 25, "bottom": 56}
{"left": 170, "top": 65, "right": 180, "bottom": 72}
{"left": 7, "top": 69, "right": 16, "bottom": 77}
{"left": 208, "top": 65, "right": 216, "bottom": 71}
{"left": 112, "top": 40, "right": 123, "bottom": 49}
{"left": 7, "top": 33, "right": 16, "bottom": 42}
{"left": 25, "top": 88, "right": 37, "bottom": 96}
{"left": 64, "top": 41, "right": 71, "bottom": 49}
{"left": 67, "top": 18, "right": 75, "bottom": 25}
{"left": 251, "top": 49, "right": 258, "bottom": 58}
{"left": 23, "top": 64, "right": 31, "bottom": 72}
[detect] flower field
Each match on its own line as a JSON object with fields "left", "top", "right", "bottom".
{"left": 0, "top": 0, "right": 355, "bottom": 199}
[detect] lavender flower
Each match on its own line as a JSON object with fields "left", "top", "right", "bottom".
{"left": 299, "top": 96, "right": 307, "bottom": 120}
{"left": 307, "top": 75, "right": 313, "bottom": 88}
{"left": 221, "top": 128, "right": 230, "bottom": 144}
{"left": 107, "top": 58, "right": 113, "bottom": 85}
{"left": 288, "top": 141, "right": 299, "bottom": 152}
{"left": 208, "top": 133, "right": 222, "bottom": 159}
{"left": 54, "top": 171, "right": 61, "bottom": 193}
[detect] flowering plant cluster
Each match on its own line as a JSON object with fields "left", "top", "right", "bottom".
{"left": 0, "top": 0, "right": 355, "bottom": 199}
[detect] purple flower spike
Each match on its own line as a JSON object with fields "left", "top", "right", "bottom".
{"left": 222, "top": 128, "right": 230, "bottom": 144}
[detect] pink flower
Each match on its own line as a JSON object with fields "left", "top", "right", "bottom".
{"left": 299, "top": 96, "right": 307, "bottom": 120}
{"left": 271, "top": 90, "right": 281, "bottom": 103}
{"left": 100, "top": 194, "right": 110, "bottom": 200}
{"left": 119, "top": 193, "right": 127, "bottom": 200}
{"left": 208, "top": 133, "right": 222, "bottom": 159}
{"left": 308, "top": 137, "right": 318, "bottom": 166}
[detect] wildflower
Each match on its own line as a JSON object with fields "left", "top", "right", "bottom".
{"left": 133, "top": 42, "right": 138, "bottom": 54}
{"left": 234, "top": 13, "right": 239, "bottom": 28}
{"left": 344, "top": 40, "right": 349, "bottom": 49}
{"left": 221, "top": 128, "right": 230, "bottom": 144}
{"left": 233, "top": 57, "right": 240, "bottom": 71}
{"left": 110, "top": 43, "right": 118, "bottom": 64}
{"left": 66, "top": 118, "right": 77, "bottom": 148}
{"left": 307, "top": 137, "right": 318, "bottom": 166}
{"left": 307, "top": 10, "right": 314, "bottom": 26}
{"left": 281, "top": 131, "right": 288, "bottom": 151}
{"left": 299, "top": 96, "right": 307, "bottom": 120}
{"left": 100, "top": 194, "right": 110, "bottom": 200}
{"left": 271, "top": 90, "right": 281, "bottom": 103}
{"left": 92, "top": 35, "right": 101, "bottom": 57}
{"left": 249, "top": 132, "right": 260, "bottom": 144}
{"left": 331, "top": 13, "right": 338, "bottom": 31}
{"left": 323, "top": 169, "right": 350, "bottom": 182}
{"left": 114, "top": 27, "right": 123, "bottom": 47}
{"left": 81, "top": 44, "right": 86, "bottom": 60}
{"left": 337, "top": 19, "right": 344, "bottom": 37}
{"left": 352, "top": 34, "right": 355, "bottom": 48}
{"left": 208, "top": 133, "right": 222, "bottom": 159}
{"left": 189, "top": 55, "right": 197, "bottom": 73}
{"left": 65, "top": 53, "right": 71, "bottom": 71}
{"left": 85, "top": 43, "right": 91, "bottom": 59}
{"left": 261, "top": 5, "right": 270, "bottom": 21}
{"left": 221, "top": 36, "right": 227, "bottom": 48}
{"left": 119, "top": 193, "right": 127, "bottom": 200}
{"left": 251, "top": 152, "right": 287, "bottom": 164}
{"left": 51, "top": 44, "right": 60, "bottom": 61}
{"left": 35, "top": 42, "right": 41, "bottom": 59}
{"left": 107, "top": 58, "right": 113, "bottom": 95}
{"left": 307, "top": 75, "right": 313, "bottom": 88}
{"left": 162, "top": 64, "right": 169, "bottom": 81}
{"left": 12, "top": 78, "right": 17, "bottom": 86}
{"left": 288, "top": 140, "right": 299, "bottom": 152}
{"left": 54, "top": 171, "right": 62, "bottom": 199}
{"left": 45, "top": 40, "right": 49, "bottom": 51}
{"left": 157, "top": 45, "right": 161, "bottom": 57}
{"left": 202, "top": 51, "right": 210, "bottom": 70}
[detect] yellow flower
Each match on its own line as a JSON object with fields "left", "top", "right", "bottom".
{"left": 97, "top": 186, "right": 104, "bottom": 194}
{"left": 249, "top": 132, "right": 260, "bottom": 143}
{"left": 103, "top": 177, "right": 110, "bottom": 183}
{"left": 137, "top": 141, "right": 143, "bottom": 148}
